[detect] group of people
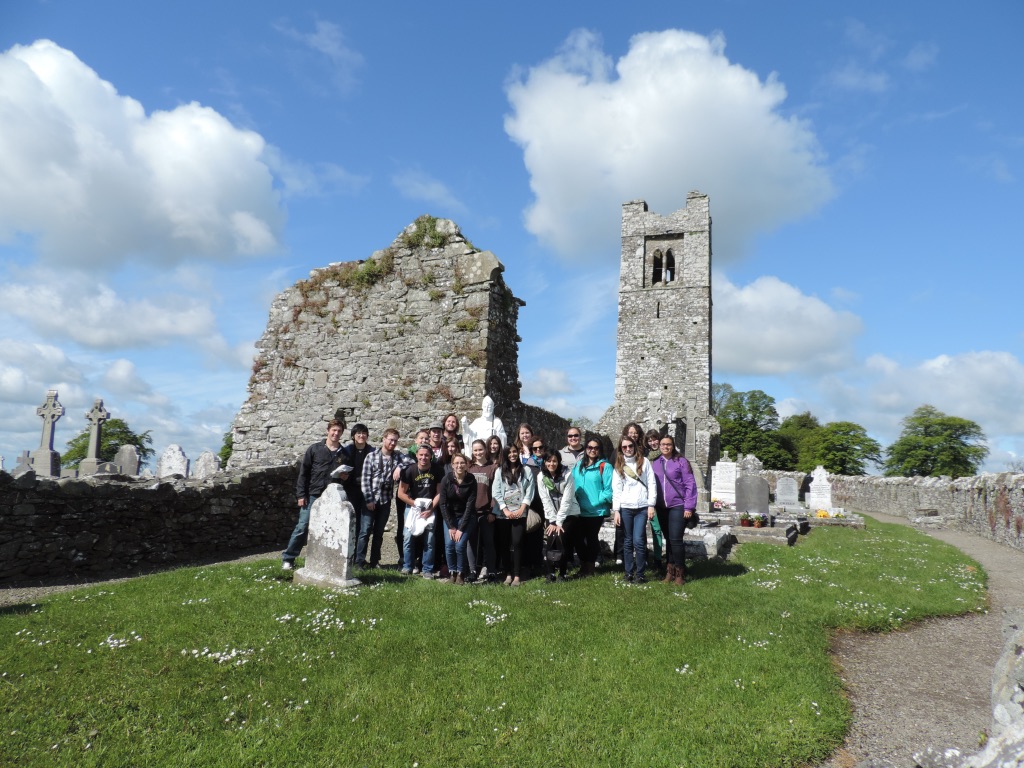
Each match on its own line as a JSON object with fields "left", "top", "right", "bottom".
{"left": 285, "top": 411, "right": 699, "bottom": 587}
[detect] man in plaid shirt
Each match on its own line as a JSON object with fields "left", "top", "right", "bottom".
{"left": 361, "top": 428, "right": 413, "bottom": 568}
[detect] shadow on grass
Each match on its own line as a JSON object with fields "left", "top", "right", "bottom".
{"left": 689, "top": 559, "right": 748, "bottom": 579}
{"left": 0, "top": 602, "right": 41, "bottom": 616}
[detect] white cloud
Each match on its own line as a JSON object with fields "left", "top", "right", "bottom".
{"left": 713, "top": 274, "right": 862, "bottom": 375}
{"left": 522, "top": 368, "right": 574, "bottom": 399}
{"left": 392, "top": 169, "right": 467, "bottom": 215}
{"left": 0, "top": 340, "right": 85, "bottom": 404}
{"left": 903, "top": 42, "right": 939, "bottom": 73}
{"left": 0, "top": 274, "right": 220, "bottom": 348}
{"left": 263, "top": 145, "right": 369, "bottom": 197}
{"left": 275, "top": 19, "right": 364, "bottom": 94}
{"left": 504, "top": 29, "right": 834, "bottom": 263}
{"left": 827, "top": 63, "right": 890, "bottom": 93}
{"left": 100, "top": 359, "right": 170, "bottom": 407}
{"left": 0, "top": 40, "right": 285, "bottom": 267}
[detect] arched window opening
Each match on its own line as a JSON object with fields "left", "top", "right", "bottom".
{"left": 652, "top": 250, "right": 663, "bottom": 284}
{"left": 665, "top": 250, "right": 675, "bottom": 283}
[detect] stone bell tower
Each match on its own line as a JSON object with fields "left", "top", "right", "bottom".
{"left": 594, "top": 191, "right": 719, "bottom": 479}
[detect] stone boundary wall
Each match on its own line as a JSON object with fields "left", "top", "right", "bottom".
{"left": 758, "top": 470, "right": 1024, "bottom": 553}
{"left": 0, "top": 465, "right": 297, "bottom": 586}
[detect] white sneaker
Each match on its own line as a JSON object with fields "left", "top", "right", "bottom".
{"left": 282, "top": 561, "right": 293, "bottom": 571}
{"left": 477, "top": 567, "right": 489, "bottom": 580}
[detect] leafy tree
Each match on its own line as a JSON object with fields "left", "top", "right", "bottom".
{"left": 815, "top": 421, "right": 882, "bottom": 475}
{"left": 777, "top": 412, "right": 823, "bottom": 472}
{"left": 718, "top": 389, "right": 795, "bottom": 470}
{"left": 218, "top": 431, "right": 233, "bottom": 467}
{"left": 710, "top": 382, "right": 736, "bottom": 416}
{"left": 62, "top": 417, "right": 155, "bottom": 470}
{"left": 883, "top": 405, "right": 987, "bottom": 478}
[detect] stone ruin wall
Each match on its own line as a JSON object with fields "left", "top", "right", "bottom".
{"left": 0, "top": 467, "right": 297, "bottom": 585}
{"left": 758, "top": 469, "right": 1024, "bottom": 553}
{"left": 230, "top": 216, "right": 568, "bottom": 467}
{"left": 595, "top": 192, "right": 719, "bottom": 480}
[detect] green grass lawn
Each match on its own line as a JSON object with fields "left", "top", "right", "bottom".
{"left": 0, "top": 518, "right": 986, "bottom": 767}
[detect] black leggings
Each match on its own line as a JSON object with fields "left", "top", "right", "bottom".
{"left": 578, "top": 516, "right": 604, "bottom": 565}
{"left": 495, "top": 518, "right": 527, "bottom": 576}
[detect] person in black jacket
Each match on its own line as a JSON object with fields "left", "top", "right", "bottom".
{"left": 439, "top": 453, "right": 477, "bottom": 584}
{"left": 282, "top": 419, "right": 347, "bottom": 570}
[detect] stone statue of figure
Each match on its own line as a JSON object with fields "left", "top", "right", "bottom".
{"left": 461, "top": 395, "right": 507, "bottom": 449}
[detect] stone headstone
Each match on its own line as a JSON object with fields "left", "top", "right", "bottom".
{"left": 737, "top": 453, "right": 763, "bottom": 476}
{"left": 30, "top": 389, "right": 64, "bottom": 477}
{"left": 114, "top": 444, "right": 140, "bottom": 476}
{"left": 808, "top": 465, "right": 833, "bottom": 511}
{"left": 78, "top": 398, "right": 111, "bottom": 476}
{"left": 157, "top": 445, "right": 190, "bottom": 478}
{"left": 710, "top": 459, "right": 737, "bottom": 505}
{"left": 735, "top": 475, "right": 770, "bottom": 516}
{"left": 192, "top": 450, "right": 221, "bottom": 479}
{"left": 294, "top": 484, "right": 361, "bottom": 589}
{"left": 775, "top": 477, "right": 801, "bottom": 507}
{"left": 13, "top": 451, "right": 32, "bottom": 477}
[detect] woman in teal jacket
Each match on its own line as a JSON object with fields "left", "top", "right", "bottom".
{"left": 572, "top": 438, "right": 612, "bottom": 577}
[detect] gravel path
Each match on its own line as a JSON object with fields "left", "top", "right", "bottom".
{"left": 821, "top": 511, "right": 1024, "bottom": 767}
{"left": 3, "top": 512, "right": 1021, "bottom": 766}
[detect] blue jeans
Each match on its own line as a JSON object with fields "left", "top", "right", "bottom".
{"left": 620, "top": 507, "right": 649, "bottom": 577}
{"left": 443, "top": 514, "right": 478, "bottom": 576}
{"left": 658, "top": 505, "right": 689, "bottom": 572}
{"left": 356, "top": 501, "right": 391, "bottom": 566}
{"left": 282, "top": 494, "right": 318, "bottom": 564}
{"left": 403, "top": 511, "right": 436, "bottom": 575}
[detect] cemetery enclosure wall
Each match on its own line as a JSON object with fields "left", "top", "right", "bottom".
{"left": 759, "top": 470, "right": 1024, "bottom": 553}
{"left": 0, "top": 466, "right": 296, "bottom": 586}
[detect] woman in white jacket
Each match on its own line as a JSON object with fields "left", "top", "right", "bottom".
{"left": 537, "top": 450, "right": 580, "bottom": 581}
{"left": 611, "top": 435, "right": 657, "bottom": 583}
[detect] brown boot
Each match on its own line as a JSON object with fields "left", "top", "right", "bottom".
{"left": 661, "top": 564, "right": 675, "bottom": 584}
{"left": 673, "top": 565, "right": 686, "bottom": 586}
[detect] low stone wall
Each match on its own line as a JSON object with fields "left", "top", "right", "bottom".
{"left": 758, "top": 470, "right": 1024, "bottom": 553}
{"left": 0, "top": 465, "right": 297, "bottom": 586}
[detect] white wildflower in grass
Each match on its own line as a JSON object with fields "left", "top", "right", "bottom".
{"left": 181, "top": 646, "right": 254, "bottom": 666}
{"left": 674, "top": 664, "right": 692, "bottom": 675}
{"left": 181, "top": 598, "right": 210, "bottom": 605}
{"left": 467, "top": 600, "right": 508, "bottom": 626}
{"left": 99, "top": 631, "right": 142, "bottom": 650}
{"left": 752, "top": 579, "right": 780, "bottom": 590}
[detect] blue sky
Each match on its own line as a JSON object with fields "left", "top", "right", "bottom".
{"left": 1, "top": 1, "right": 1021, "bottom": 472}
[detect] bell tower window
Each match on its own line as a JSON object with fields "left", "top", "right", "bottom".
{"left": 665, "top": 249, "right": 675, "bottom": 283}
{"left": 652, "top": 249, "right": 663, "bottom": 284}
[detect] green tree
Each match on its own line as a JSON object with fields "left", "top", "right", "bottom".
{"left": 62, "top": 417, "right": 155, "bottom": 470}
{"left": 218, "top": 431, "right": 233, "bottom": 467}
{"left": 718, "top": 389, "right": 795, "bottom": 470}
{"left": 777, "top": 412, "right": 823, "bottom": 472}
{"left": 883, "top": 405, "right": 987, "bottom": 478}
{"left": 710, "top": 382, "right": 736, "bottom": 416}
{"left": 815, "top": 421, "right": 882, "bottom": 475}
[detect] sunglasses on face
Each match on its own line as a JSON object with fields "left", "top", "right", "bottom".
{"left": 586, "top": 445, "right": 600, "bottom": 451}
{"left": 567, "top": 434, "right": 581, "bottom": 439}
{"left": 621, "top": 444, "right": 635, "bottom": 451}
{"left": 532, "top": 444, "right": 544, "bottom": 451}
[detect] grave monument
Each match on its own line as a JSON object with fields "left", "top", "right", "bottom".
{"left": 30, "top": 389, "right": 64, "bottom": 477}
{"left": 294, "top": 484, "right": 361, "bottom": 589}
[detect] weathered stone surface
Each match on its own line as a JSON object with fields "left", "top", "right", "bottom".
{"left": 594, "top": 193, "right": 720, "bottom": 481}
{"left": 0, "top": 465, "right": 297, "bottom": 584}
{"left": 228, "top": 216, "right": 567, "bottom": 467}
{"left": 711, "top": 459, "right": 737, "bottom": 506}
{"left": 736, "top": 475, "right": 770, "bottom": 516}
{"left": 294, "top": 484, "right": 360, "bottom": 590}
{"left": 775, "top": 476, "right": 801, "bottom": 507}
{"left": 157, "top": 445, "right": 190, "bottom": 478}
{"left": 192, "top": 450, "right": 221, "bottom": 479}
{"left": 808, "top": 465, "right": 833, "bottom": 511}
{"left": 114, "top": 444, "right": 140, "bottom": 476}
{"left": 737, "top": 454, "right": 763, "bottom": 476}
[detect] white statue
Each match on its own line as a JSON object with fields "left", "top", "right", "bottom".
{"left": 461, "top": 396, "right": 508, "bottom": 449}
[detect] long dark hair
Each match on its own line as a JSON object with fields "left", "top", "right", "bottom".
{"left": 581, "top": 438, "right": 604, "bottom": 468}
{"left": 500, "top": 444, "right": 523, "bottom": 485}
{"left": 487, "top": 436, "right": 503, "bottom": 464}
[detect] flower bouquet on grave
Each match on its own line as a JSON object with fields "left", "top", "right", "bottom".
{"left": 739, "top": 511, "right": 752, "bottom": 527}
{"left": 832, "top": 511, "right": 845, "bottom": 519}
{"left": 815, "top": 509, "right": 831, "bottom": 519}
{"left": 712, "top": 498, "right": 723, "bottom": 511}
{"left": 752, "top": 513, "right": 768, "bottom": 528}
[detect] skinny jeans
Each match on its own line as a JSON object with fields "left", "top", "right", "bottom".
{"left": 619, "top": 507, "right": 649, "bottom": 577}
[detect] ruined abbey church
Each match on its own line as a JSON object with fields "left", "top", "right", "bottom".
{"left": 230, "top": 195, "right": 719, "bottom": 479}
